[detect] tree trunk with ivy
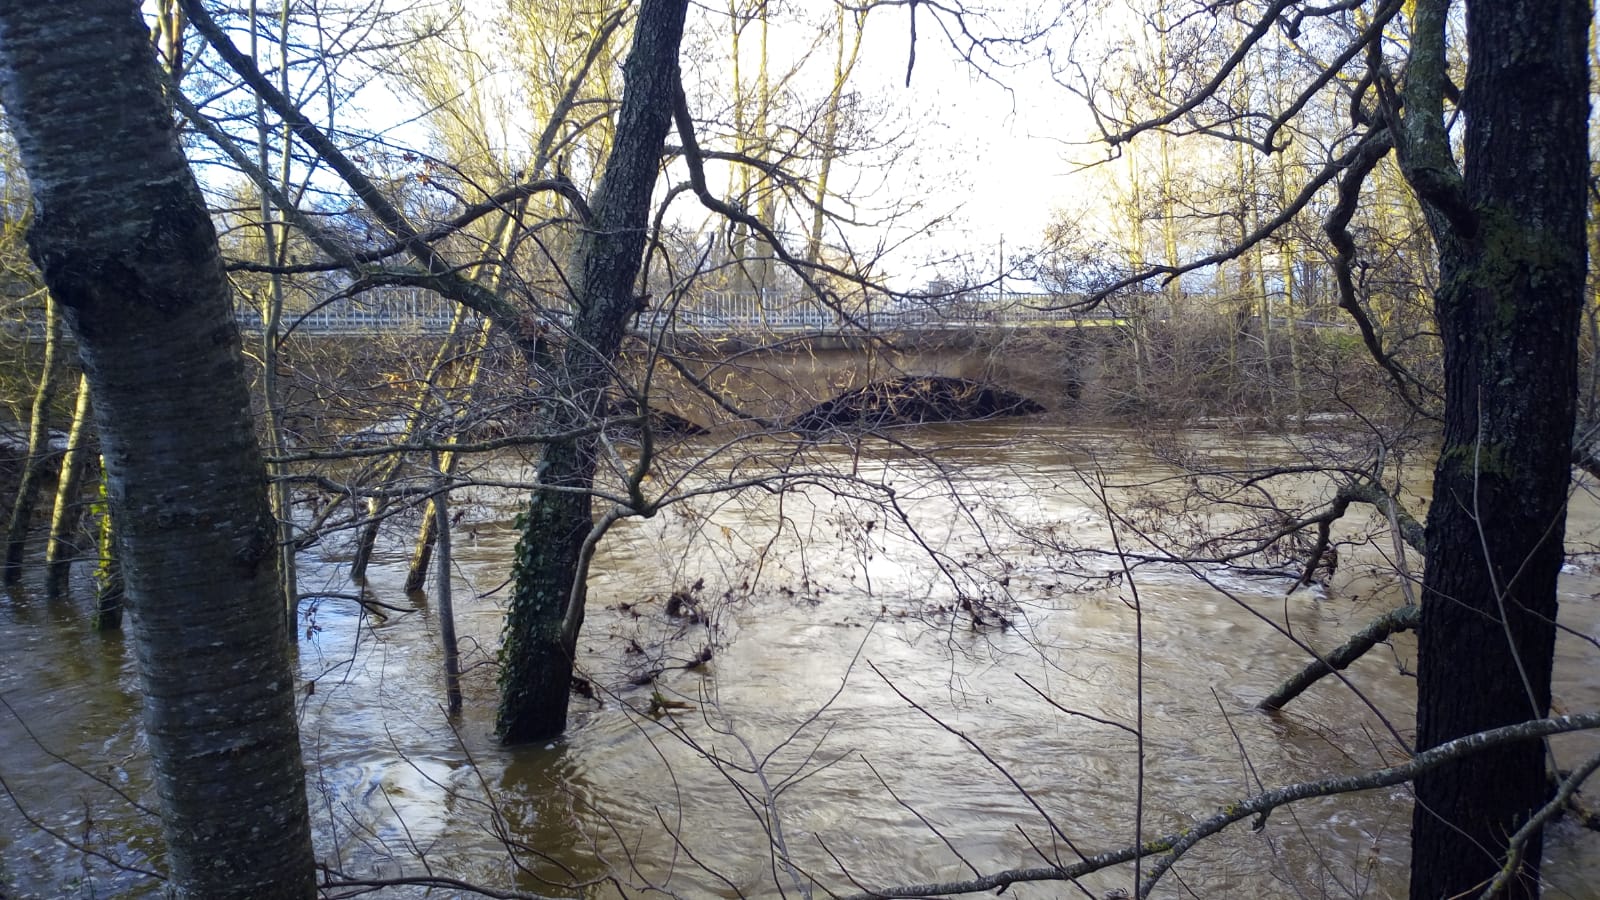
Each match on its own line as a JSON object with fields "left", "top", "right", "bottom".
{"left": 496, "top": 0, "right": 689, "bottom": 743}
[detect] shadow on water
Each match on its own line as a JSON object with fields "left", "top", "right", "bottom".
{"left": 1, "top": 561, "right": 162, "bottom": 898}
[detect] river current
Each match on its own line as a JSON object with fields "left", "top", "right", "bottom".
{"left": 4, "top": 423, "right": 1600, "bottom": 898}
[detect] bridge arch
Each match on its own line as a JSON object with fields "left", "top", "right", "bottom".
{"left": 631, "top": 325, "right": 1112, "bottom": 429}
{"left": 786, "top": 376, "right": 1044, "bottom": 434}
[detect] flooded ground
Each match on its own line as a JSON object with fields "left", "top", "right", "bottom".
{"left": 4, "top": 423, "right": 1600, "bottom": 898}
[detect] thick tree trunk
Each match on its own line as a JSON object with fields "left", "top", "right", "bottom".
{"left": 4, "top": 294, "right": 63, "bottom": 584}
{"left": 500, "top": 440, "right": 595, "bottom": 741}
{"left": 497, "top": 0, "right": 689, "bottom": 743}
{"left": 0, "top": 3, "right": 314, "bottom": 896}
{"left": 1408, "top": 2, "right": 1589, "bottom": 897}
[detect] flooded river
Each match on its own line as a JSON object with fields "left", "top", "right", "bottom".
{"left": 4, "top": 423, "right": 1600, "bottom": 898}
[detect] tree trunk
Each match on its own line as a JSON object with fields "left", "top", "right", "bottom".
{"left": 0, "top": 3, "right": 314, "bottom": 896}
{"left": 1275, "top": 152, "right": 1304, "bottom": 422}
{"left": 1407, "top": 2, "right": 1589, "bottom": 896}
{"left": 349, "top": 303, "right": 474, "bottom": 581}
{"left": 407, "top": 311, "right": 500, "bottom": 592}
{"left": 404, "top": 338, "right": 492, "bottom": 594}
{"left": 4, "top": 294, "right": 64, "bottom": 584}
{"left": 433, "top": 452, "right": 462, "bottom": 715}
{"left": 91, "top": 464, "right": 123, "bottom": 632}
{"left": 497, "top": 0, "right": 689, "bottom": 743}
{"left": 44, "top": 372, "right": 91, "bottom": 601}
{"left": 806, "top": 6, "right": 864, "bottom": 266}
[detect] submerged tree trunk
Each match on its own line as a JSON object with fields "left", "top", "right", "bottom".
{"left": 406, "top": 318, "right": 495, "bottom": 592}
{"left": 44, "top": 372, "right": 91, "bottom": 601}
{"left": 349, "top": 304, "right": 474, "bottom": 581}
{"left": 4, "top": 294, "right": 64, "bottom": 584}
{"left": 497, "top": 0, "right": 689, "bottom": 743}
{"left": 0, "top": 3, "right": 314, "bottom": 896}
{"left": 434, "top": 453, "right": 462, "bottom": 715}
{"left": 91, "top": 464, "right": 122, "bottom": 632}
{"left": 1405, "top": 2, "right": 1589, "bottom": 896}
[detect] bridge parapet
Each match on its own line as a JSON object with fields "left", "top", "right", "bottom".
{"left": 635, "top": 290, "right": 1117, "bottom": 336}
{"left": 223, "top": 287, "right": 1116, "bottom": 338}
{"left": 235, "top": 287, "right": 457, "bottom": 336}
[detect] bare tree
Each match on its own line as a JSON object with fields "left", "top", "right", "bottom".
{"left": 1048, "top": 2, "right": 1591, "bottom": 894}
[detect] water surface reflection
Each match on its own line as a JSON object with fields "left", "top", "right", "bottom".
{"left": 4, "top": 423, "right": 1599, "bottom": 898}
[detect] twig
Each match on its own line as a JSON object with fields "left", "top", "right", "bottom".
{"left": 1479, "top": 748, "right": 1600, "bottom": 897}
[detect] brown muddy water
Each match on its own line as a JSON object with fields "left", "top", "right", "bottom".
{"left": 4, "top": 423, "right": 1600, "bottom": 898}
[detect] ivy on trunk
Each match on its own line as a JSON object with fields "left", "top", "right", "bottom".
{"left": 496, "top": 0, "right": 691, "bottom": 743}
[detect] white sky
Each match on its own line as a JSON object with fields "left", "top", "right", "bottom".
{"left": 335, "top": 0, "right": 1119, "bottom": 291}
{"left": 749, "top": 3, "right": 1110, "bottom": 290}
{"left": 858, "top": 54, "right": 1096, "bottom": 288}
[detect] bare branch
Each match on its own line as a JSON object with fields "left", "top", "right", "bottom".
{"left": 831, "top": 713, "right": 1600, "bottom": 900}
{"left": 1257, "top": 602, "right": 1419, "bottom": 712}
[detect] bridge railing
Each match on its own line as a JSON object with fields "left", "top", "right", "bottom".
{"left": 230, "top": 287, "right": 1353, "bottom": 338}
{"left": 5, "top": 286, "right": 1348, "bottom": 341}
{"left": 636, "top": 290, "right": 1118, "bottom": 335}
{"left": 236, "top": 288, "right": 458, "bottom": 336}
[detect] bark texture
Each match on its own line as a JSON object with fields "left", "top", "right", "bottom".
{"left": 0, "top": 3, "right": 314, "bottom": 896}
{"left": 497, "top": 0, "right": 689, "bottom": 742}
{"left": 1407, "top": 2, "right": 1589, "bottom": 896}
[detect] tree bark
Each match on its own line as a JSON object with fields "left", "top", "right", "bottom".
{"left": 497, "top": 0, "right": 689, "bottom": 743}
{"left": 1405, "top": 2, "right": 1589, "bottom": 896}
{"left": 0, "top": 3, "right": 314, "bottom": 896}
{"left": 4, "top": 294, "right": 63, "bottom": 584}
{"left": 433, "top": 453, "right": 462, "bottom": 715}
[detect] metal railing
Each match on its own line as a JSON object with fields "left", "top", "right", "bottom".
{"left": 225, "top": 289, "right": 1120, "bottom": 338}
{"left": 236, "top": 288, "right": 458, "bottom": 336}
{"left": 9, "top": 287, "right": 1346, "bottom": 341}
{"left": 634, "top": 290, "right": 1119, "bottom": 336}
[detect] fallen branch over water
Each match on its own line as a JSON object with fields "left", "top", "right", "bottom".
{"left": 832, "top": 712, "right": 1600, "bottom": 900}
{"left": 1257, "top": 602, "right": 1420, "bottom": 711}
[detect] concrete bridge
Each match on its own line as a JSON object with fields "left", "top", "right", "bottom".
{"left": 628, "top": 322, "right": 1113, "bottom": 429}
{"left": 17, "top": 285, "right": 1346, "bottom": 431}
{"left": 227, "top": 288, "right": 1118, "bottom": 428}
